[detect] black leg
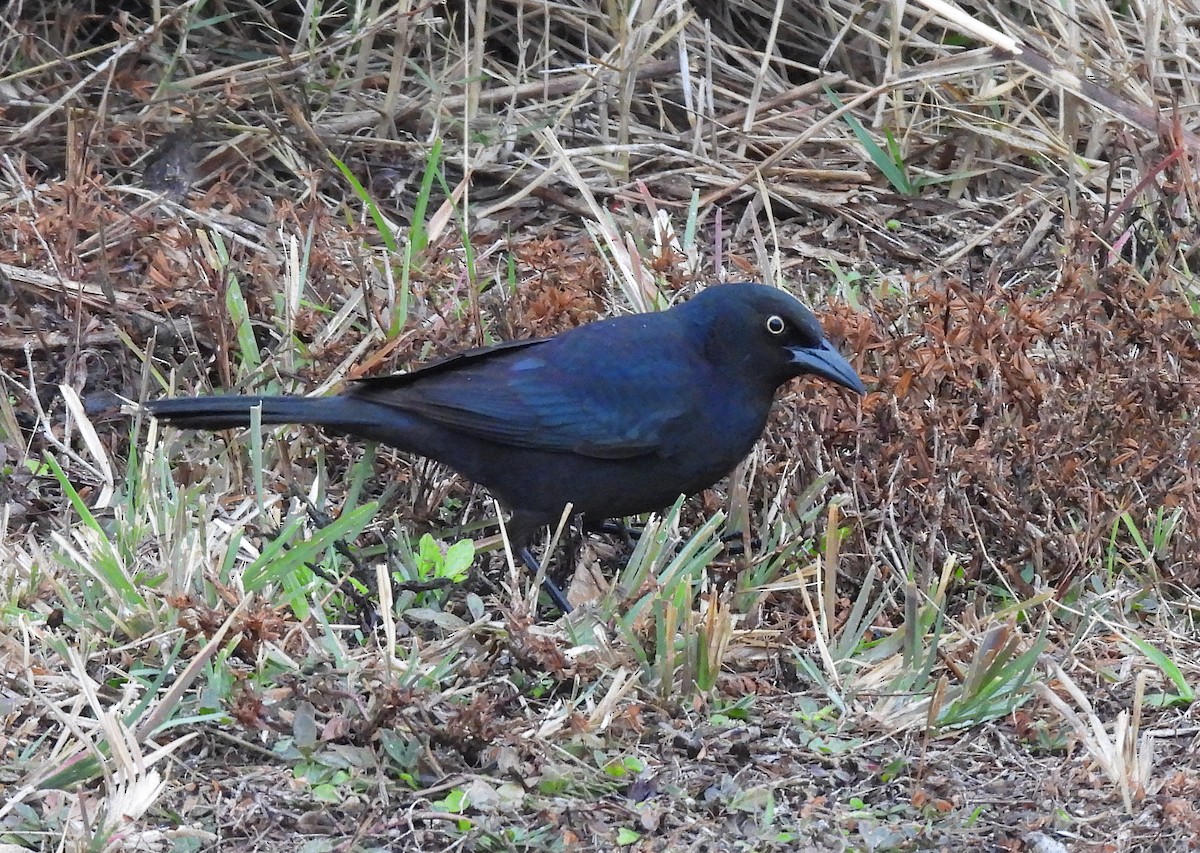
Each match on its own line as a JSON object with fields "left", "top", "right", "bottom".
{"left": 720, "top": 529, "right": 761, "bottom": 555}
{"left": 584, "top": 517, "right": 643, "bottom": 546}
{"left": 518, "top": 547, "right": 572, "bottom": 614}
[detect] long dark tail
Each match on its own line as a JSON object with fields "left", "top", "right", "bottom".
{"left": 146, "top": 393, "right": 572, "bottom": 613}
{"left": 145, "top": 395, "right": 396, "bottom": 438}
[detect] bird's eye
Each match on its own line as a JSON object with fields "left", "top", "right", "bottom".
{"left": 765, "top": 315, "right": 786, "bottom": 335}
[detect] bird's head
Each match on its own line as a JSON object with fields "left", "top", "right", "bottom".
{"left": 687, "top": 283, "right": 866, "bottom": 395}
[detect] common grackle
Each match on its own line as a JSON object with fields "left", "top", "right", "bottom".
{"left": 146, "top": 283, "right": 866, "bottom": 612}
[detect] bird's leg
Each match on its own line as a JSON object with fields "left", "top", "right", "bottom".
{"left": 584, "top": 518, "right": 643, "bottom": 546}
{"left": 518, "top": 547, "right": 572, "bottom": 614}
{"left": 503, "top": 510, "right": 573, "bottom": 615}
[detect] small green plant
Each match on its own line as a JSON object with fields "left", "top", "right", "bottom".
{"left": 825, "top": 87, "right": 918, "bottom": 195}
{"left": 329, "top": 152, "right": 399, "bottom": 254}
{"left": 571, "top": 498, "right": 727, "bottom": 699}
{"left": 732, "top": 472, "right": 832, "bottom": 613}
{"left": 602, "top": 755, "right": 645, "bottom": 779}
{"left": 615, "top": 827, "right": 641, "bottom": 845}
{"left": 793, "top": 554, "right": 1047, "bottom": 733}
{"left": 1105, "top": 507, "right": 1183, "bottom": 582}
{"left": 413, "top": 533, "right": 474, "bottom": 584}
{"left": 386, "top": 532, "right": 475, "bottom": 612}
{"left": 204, "top": 230, "right": 263, "bottom": 376}
{"left": 241, "top": 502, "right": 377, "bottom": 599}
{"left": 1121, "top": 632, "right": 1194, "bottom": 708}
{"left": 710, "top": 694, "right": 755, "bottom": 725}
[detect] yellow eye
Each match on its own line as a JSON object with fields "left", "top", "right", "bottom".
{"left": 765, "top": 315, "right": 786, "bottom": 335}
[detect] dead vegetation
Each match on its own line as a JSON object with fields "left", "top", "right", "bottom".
{"left": 1, "top": 0, "right": 1199, "bottom": 850}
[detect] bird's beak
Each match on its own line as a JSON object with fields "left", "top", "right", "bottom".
{"left": 789, "top": 340, "right": 867, "bottom": 394}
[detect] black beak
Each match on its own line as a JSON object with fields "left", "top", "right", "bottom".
{"left": 790, "top": 340, "right": 866, "bottom": 394}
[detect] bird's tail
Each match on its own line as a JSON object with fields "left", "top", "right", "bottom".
{"left": 145, "top": 395, "right": 391, "bottom": 437}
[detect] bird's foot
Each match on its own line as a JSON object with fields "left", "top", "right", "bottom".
{"left": 720, "top": 530, "right": 762, "bottom": 556}
{"left": 584, "top": 518, "right": 643, "bottom": 545}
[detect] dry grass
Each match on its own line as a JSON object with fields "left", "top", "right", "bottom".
{"left": 2, "top": 0, "right": 1199, "bottom": 850}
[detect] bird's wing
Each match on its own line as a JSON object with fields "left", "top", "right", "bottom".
{"left": 347, "top": 330, "right": 701, "bottom": 459}
{"left": 362, "top": 337, "right": 552, "bottom": 386}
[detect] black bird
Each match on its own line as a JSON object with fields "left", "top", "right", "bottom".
{"left": 146, "top": 283, "right": 865, "bottom": 611}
